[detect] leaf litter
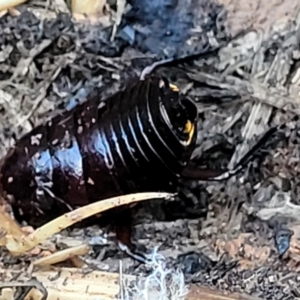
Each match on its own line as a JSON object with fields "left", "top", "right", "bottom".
{"left": 1, "top": 0, "right": 300, "bottom": 299}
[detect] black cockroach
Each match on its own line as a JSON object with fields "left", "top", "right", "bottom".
{"left": 0, "top": 71, "right": 279, "bottom": 262}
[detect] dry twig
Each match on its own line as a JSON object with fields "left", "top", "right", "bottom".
{"left": 0, "top": 267, "right": 264, "bottom": 300}
{"left": 0, "top": 192, "right": 174, "bottom": 255}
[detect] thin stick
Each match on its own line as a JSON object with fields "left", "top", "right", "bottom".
{"left": 0, "top": 267, "right": 265, "bottom": 300}
{"left": 1, "top": 192, "right": 174, "bottom": 255}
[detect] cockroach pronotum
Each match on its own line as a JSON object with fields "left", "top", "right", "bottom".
{"left": 0, "top": 71, "right": 279, "bottom": 263}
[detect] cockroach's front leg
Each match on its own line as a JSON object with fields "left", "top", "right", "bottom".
{"left": 181, "top": 124, "right": 284, "bottom": 181}
{"left": 140, "top": 58, "right": 174, "bottom": 80}
{"left": 114, "top": 208, "right": 150, "bottom": 264}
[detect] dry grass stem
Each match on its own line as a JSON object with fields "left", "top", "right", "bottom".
{"left": 0, "top": 192, "right": 174, "bottom": 255}
{"left": 32, "top": 244, "right": 90, "bottom": 266}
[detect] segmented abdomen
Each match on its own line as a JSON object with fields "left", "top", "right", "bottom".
{"left": 0, "top": 76, "right": 198, "bottom": 226}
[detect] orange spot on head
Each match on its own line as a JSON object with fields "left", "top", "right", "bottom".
{"left": 186, "top": 123, "right": 195, "bottom": 145}
{"left": 183, "top": 120, "right": 195, "bottom": 145}
{"left": 169, "top": 83, "right": 179, "bottom": 92}
{"left": 184, "top": 120, "right": 192, "bottom": 133}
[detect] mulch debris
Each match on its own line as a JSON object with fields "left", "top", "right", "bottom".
{"left": 1, "top": 1, "right": 300, "bottom": 300}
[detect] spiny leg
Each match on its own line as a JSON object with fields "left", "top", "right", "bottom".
{"left": 181, "top": 124, "right": 284, "bottom": 181}
{"left": 140, "top": 58, "right": 174, "bottom": 80}
{"left": 114, "top": 208, "right": 150, "bottom": 264}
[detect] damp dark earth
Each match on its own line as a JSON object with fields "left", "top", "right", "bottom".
{"left": 1, "top": 1, "right": 300, "bottom": 300}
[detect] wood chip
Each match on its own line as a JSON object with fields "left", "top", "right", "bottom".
{"left": 0, "top": 267, "right": 265, "bottom": 300}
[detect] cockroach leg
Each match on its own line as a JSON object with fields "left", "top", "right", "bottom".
{"left": 181, "top": 124, "right": 283, "bottom": 181}
{"left": 139, "top": 46, "right": 222, "bottom": 80}
{"left": 215, "top": 124, "right": 284, "bottom": 181}
{"left": 140, "top": 58, "right": 174, "bottom": 80}
{"left": 226, "top": 124, "right": 284, "bottom": 175}
{"left": 118, "top": 241, "right": 149, "bottom": 264}
{"left": 181, "top": 166, "right": 227, "bottom": 180}
{"left": 113, "top": 207, "right": 133, "bottom": 244}
{"left": 114, "top": 208, "right": 149, "bottom": 264}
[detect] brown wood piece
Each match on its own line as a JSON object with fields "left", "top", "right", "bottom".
{"left": 0, "top": 267, "right": 264, "bottom": 300}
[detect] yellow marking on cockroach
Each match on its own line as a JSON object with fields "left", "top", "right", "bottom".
{"left": 159, "top": 79, "right": 179, "bottom": 92}
{"left": 186, "top": 123, "right": 195, "bottom": 145}
{"left": 184, "top": 120, "right": 193, "bottom": 134}
{"left": 184, "top": 120, "right": 195, "bottom": 145}
{"left": 169, "top": 83, "right": 179, "bottom": 92}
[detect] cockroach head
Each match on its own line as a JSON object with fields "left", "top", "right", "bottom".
{"left": 158, "top": 77, "right": 198, "bottom": 146}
